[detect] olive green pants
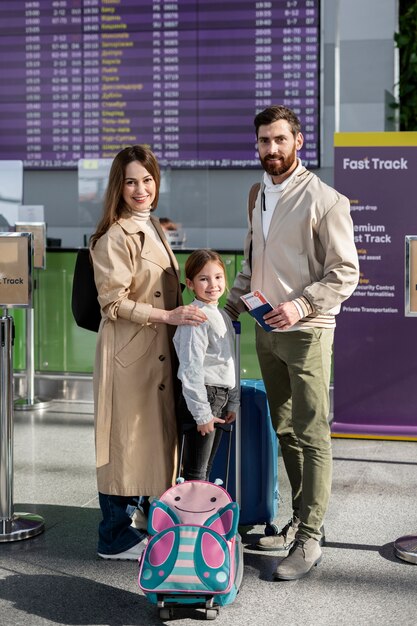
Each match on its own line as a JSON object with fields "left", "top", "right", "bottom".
{"left": 256, "top": 326, "right": 334, "bottom": 542}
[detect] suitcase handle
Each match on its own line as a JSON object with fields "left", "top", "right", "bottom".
{"left": 178, "top": 424, "right": 234, "bottom": 491}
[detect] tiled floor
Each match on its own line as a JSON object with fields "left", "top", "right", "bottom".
{"left": 1, "top": 402, "right": 416, "bottom": 625}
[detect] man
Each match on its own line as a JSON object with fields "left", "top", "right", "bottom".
{"left": 224, "top": 105, "right": 359, "bottom": 580}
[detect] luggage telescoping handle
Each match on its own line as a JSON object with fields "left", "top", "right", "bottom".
{"left": 178, "top": 422, "right": 234, "bottom": 490}
{"left": 217, "top": 421, "right": 233, "bottom": 492}
{"left": 232, "top": 321, "right": 241, "bottom": 506}
{"left": 178, "top": 434, "right": 185, "bottom": 481}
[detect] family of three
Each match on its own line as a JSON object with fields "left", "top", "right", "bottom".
{"left": 89, "top": 105, "right": 359, "bottom": 582}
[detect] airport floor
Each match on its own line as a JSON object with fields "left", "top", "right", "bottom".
{"left": 1, "top": 400, "right": 417, "bottom": 626}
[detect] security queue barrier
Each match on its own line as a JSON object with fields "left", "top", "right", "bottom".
{"left": 13, "top": 222, "right": 51, "bottom": 410}
{"left": 10, "top": 249, "right": 263, "bottom": 380}
{"left": 0, "top": 233, "right": 45, "bottom": 541}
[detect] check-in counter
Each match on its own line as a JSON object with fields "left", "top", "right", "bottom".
{"left": 10, "top": 249, "right": 262, "bottom": 379}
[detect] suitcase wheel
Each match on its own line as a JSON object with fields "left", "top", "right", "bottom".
{"left": 159, "top": 607, "right": 174, "bottom": 620}
{"left": 205, "top": 608, "right": 219, "bottom": 620}
{"left": 264, "top": 522, "right": 279, "bottom": 536}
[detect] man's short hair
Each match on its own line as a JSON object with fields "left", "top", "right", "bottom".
{"left": 254, "top": 106, "right": 301, "bottom": 138}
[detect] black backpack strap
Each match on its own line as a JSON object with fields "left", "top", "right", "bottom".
{"left": 71, "top": 248, "right": 101, "bottom": 332}
{"left": 247, "top": 182, "right": 261, "bottom": 272}
{"left": 248, "top": 182, "right": 261, "bottom": 225}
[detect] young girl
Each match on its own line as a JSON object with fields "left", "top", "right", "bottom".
{"left": 173, "top": 249, "right": 240, "bottom": 481}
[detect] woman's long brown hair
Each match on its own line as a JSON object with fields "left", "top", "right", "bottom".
{"left": 90, "top": 145, "right": 161, "bottom": 249}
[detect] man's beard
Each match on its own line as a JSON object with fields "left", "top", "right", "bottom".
{"left": 260, "top": 147, "right": 297, "bottom": 177}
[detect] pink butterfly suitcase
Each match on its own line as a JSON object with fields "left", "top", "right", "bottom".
{"left": 138, "top": 479, "right": 243, "bottom": 620}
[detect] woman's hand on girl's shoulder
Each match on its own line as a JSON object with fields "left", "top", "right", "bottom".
{"left": 167, "top": 305, "right": 207, "bottom": 326}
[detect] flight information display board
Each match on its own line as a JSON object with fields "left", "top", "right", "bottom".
{"left": 0, "top": 0, "right": 320, "bottom": 169}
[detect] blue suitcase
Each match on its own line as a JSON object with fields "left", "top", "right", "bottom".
{"left": 210, "top": 378, "right": 279, "bottom": 533}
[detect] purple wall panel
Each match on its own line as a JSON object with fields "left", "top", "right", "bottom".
{"left": 333, "top": 139, "right": 417, "bottom": 439}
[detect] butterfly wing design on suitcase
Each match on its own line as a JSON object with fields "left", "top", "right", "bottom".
{"left": 139, "top": 482, "right": 239, "bottom": 597}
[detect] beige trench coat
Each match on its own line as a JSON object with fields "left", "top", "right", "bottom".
{"left": 90, "top": 215, "right": 182, "bottom": 497}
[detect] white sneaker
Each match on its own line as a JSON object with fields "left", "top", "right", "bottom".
{"left": 98, "top": 538, "right": 147, "bottom": 561}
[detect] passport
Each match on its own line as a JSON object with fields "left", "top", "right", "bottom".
{"left": 240, "top": 290, "right": 275, "bottom": 332}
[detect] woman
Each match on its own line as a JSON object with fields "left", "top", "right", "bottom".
{"left": 90, "top": 145, "right": 206, "bottom": 560}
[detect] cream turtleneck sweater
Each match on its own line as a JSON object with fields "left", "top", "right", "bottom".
{"left": 131, "top": 210, "right": 170, "bottom": 262}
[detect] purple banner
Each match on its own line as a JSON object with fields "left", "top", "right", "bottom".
{"left": 333, "top": 135, "right": 417, "bottom": 440}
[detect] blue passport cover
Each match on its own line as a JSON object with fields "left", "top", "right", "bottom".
{"left": 247, "top": 302, "right": 275, "bottom": 332}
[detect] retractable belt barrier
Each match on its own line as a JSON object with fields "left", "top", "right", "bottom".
{"left": 0, "top": 314, "right": 45, "bottom": 541}
{"left": 0, "top": 232, "right": 45, "bottom": 541}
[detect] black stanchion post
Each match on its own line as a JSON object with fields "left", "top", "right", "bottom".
{"left": 0, "top": 312, "right": 45, "bottom": 542}
{"left": 0, "top": 314, "right": 14, "bottom": 531}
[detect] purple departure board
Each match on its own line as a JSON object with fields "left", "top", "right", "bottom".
{"left": 0, "top": 1, "right": 320, "bottom": 169}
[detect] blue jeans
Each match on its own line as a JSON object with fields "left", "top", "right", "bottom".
{"left": 97, "top": 493, "right": 147, "bottom": 555}
{"left": 179, "top": 385, "right": 229, "bottom": 481}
